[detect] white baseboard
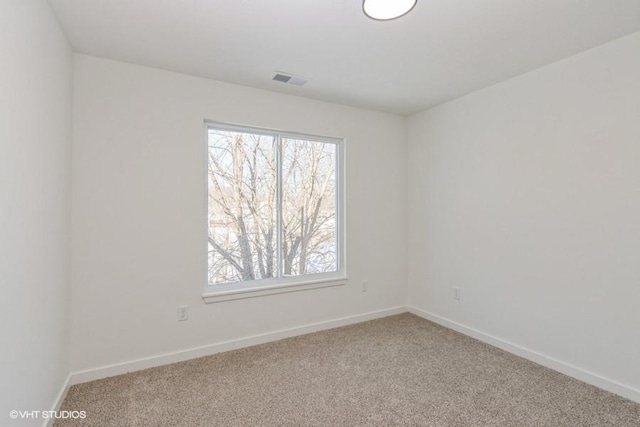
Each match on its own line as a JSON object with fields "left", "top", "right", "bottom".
{"left": 67, "top": 305, "right": 640, "bottom": 405}
{"left": 70, "top": 306, "right": 407, "bottom": 385}
{"left": 407, "top": 305, "right": 640, "bottom": 404}
{"left": 44, "top": 374, "right": 72, "bottom": 427}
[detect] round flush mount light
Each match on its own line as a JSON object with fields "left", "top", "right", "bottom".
{"left": 363, "top": 0, "right": 417, "bottom": 21}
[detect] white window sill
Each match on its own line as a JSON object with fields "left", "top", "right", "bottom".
{"left": 202, "top": 277, "right": 348, "bottom": 303}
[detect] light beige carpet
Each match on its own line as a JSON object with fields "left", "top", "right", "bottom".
{"left": 56, "top": 314, "right": 640, "bottom": 426}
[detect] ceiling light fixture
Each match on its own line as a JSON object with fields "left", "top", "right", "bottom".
{"left": 363, "top": 0, "right": 417, "bottom": 21}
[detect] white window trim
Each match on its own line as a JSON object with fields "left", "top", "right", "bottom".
{"left": 203, "top": 277, "right": 348, "bottom": 303}
{"left": 202, "top": 121, "right": 347, "bottom": 303}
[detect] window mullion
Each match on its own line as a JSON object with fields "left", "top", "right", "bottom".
{"left": 276, "top": 135, "right": 283, "bottom": 280}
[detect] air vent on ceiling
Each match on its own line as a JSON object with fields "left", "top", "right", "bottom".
{"left": 272, "top": 71, "right": 308, "bottom": 86}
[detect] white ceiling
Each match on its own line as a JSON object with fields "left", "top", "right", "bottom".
{"left": 49, "top": 0, "right": 640, "bottom": 115}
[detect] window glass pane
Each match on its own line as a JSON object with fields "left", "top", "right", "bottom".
{"left": 207, "top": 129, "right": 277, "bottom": 284}
{"left": 281, "top": 138, "right": 338, "bottom": 276}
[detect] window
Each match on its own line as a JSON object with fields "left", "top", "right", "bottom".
{"left": 204, "top": 123, "right": 345, "bottom": 301}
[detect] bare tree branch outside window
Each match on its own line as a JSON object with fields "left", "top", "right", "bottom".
{"left": 207, "top": 128, "right": 339, "bottom": 285}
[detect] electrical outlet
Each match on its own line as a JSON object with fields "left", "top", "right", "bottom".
{"left": 178, "top": 305, "right": 189, "bottom": 321}
{"left": 453, "top": 287, "right": 461, "bottom": 301}
{"left": 362, "top": 281, "right": 368, "bottom": 292}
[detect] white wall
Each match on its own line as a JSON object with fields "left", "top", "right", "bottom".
{"left": 408, "top": 32, "right": 640, "bottom": 398}
{"left": 0, "top": 0, "right": 73, "bottom": 423}
{"left": 70, "top": 55, "right": 407, "bottom": 373}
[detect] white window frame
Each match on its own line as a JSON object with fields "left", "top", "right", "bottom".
{"left": 202, "top": 122, "right": 347, "bottom": 303}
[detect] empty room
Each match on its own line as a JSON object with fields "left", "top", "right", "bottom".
{"left": 2, "top": 0, "right": 640, "bottom": 425}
